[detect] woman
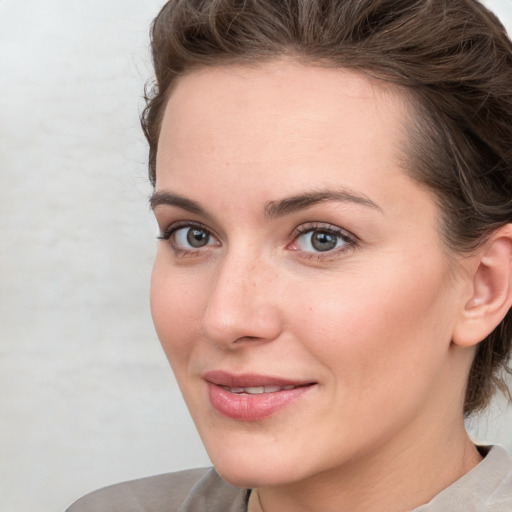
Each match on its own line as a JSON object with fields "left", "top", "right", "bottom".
{"left": 68, "top": 0, "right": 512, "bottom": 510}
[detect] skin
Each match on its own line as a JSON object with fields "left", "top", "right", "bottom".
{"left": 150, "top": 60, "right": 483, "bottom": 512}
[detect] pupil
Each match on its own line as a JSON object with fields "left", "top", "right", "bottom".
{"left": 312, "top": 231, "right": 336, "bottom": 251}
{"left": 187, "top": 228, "right": 209, "bottom": 248}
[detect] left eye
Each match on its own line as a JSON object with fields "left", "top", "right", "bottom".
{"left": 173, "top": 226, "right": 218, "bottom": 250}
{"left": 292, "top": 228, "right": 352, "bottom": 253}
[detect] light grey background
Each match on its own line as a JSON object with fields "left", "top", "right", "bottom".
{"left": 0, "top": 1, "right": 511, "bottom": 511}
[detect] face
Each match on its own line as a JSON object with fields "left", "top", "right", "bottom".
{"left": 151, "top": 60, "right": 471, "bottom": 488}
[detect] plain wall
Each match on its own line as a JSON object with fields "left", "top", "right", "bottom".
{"left": 0, "top": 1, "right": 511, "bottom": 511}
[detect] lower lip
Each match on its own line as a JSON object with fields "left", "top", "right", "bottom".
{"left": 207, "top": 382, "right": 314, "bottom": 421}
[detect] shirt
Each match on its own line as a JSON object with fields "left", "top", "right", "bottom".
{"left": 66, "top": 445, "right": 512, "bottom": 512}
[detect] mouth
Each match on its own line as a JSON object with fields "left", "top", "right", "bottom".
{"left": 218, "top": 384, "right": 298, "bottom": 394}
{"left": 203, "top": 370, "right": 316, "bottom": 421}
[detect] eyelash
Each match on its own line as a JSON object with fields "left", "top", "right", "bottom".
{"left": 288, "top": 222, "right": 357, "bottom": 260}
{"left": 157, "top": 221, "right": 357, "bottom": 260}
{"left": 157, "top": 221, "right": 218, "bottom": 257}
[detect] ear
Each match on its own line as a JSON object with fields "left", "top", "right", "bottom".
{"left": 452, "top": 224, "right": 512, "bottom": 347}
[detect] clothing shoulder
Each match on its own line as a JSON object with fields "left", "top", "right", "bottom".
{"left": 416, "top": 445, "right": 512, "bottom": 512}
{"left": 66, "top": 467, "right": 211, "bottom": 512}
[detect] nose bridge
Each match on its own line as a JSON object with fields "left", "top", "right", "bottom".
{"left": 201, "top": 246, "right": 281, "bottom": 347}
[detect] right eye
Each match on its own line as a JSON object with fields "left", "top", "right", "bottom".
{"left": 159, "top": 223, "right": 221, "bottom": 254}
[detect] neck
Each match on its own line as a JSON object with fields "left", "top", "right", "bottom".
{"left": 250, "top": 420, "right": 482, "bottom": 512}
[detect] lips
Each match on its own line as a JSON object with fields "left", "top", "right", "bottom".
{"left": 204, "top": 370, "right": 315, "bottom": 421}
{"left": 219, "top": 384, "right": 297, "bottom": 394}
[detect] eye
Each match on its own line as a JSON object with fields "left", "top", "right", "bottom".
{"left": 288, "top": 223, "right": 356, "bottom": 256}
{"left": 158, "top": 223, "right": 220, "bottom": 253}
{"left": 175, "top": 226, "right": 212, "bottom": 248}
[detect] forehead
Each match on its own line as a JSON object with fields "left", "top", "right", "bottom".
{"left": 154, "top": 59, "right": 428, "bottom": 230}
{"left": 156, "top": 59, "right": 409, "bottom": 177}
{"left": 168, "top": 59, "right": 400, "bottom": 110}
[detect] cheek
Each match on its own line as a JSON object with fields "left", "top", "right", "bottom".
{"left": 150, "top": 255, "right": 206, "bottom": 368}
{"left": 290, "top": 257, "right": 457, "bottom": 401}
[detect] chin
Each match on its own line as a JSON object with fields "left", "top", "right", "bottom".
{"left": 212, "top": 456, "right": 297, "bottom": 489}
{"left": 201, "top": 434, "right": 321, "bottom": 489}
{"left": 214, "top": 465, "right": 267, "bottom": 489}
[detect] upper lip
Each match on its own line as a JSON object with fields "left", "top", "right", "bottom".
{"left": 203, "top": 370, "right": 314, "bottom": 388}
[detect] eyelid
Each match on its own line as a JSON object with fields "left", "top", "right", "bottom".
{"left": 158, "top": 221, "right": 221, "bottom": 254}
{"left": 290, "top": 222, "right": 356, "bottom": 242}
{"left": 158, "top": 220, "right": 212, "bottom": 238}
{"left": 287, "top": 222, "right": 358, "bottom": 259}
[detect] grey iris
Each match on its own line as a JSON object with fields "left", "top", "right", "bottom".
{"left": 187, "top": 228, "right": 209, "bottom": 248}
{"left": 311, "top": 231, "right": 337, "bottom": 251}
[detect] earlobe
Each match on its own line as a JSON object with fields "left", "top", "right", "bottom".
{"left": 452, "top": 224, "right": 512, "bottom": 347}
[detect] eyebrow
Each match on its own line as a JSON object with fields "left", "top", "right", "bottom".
{"left": 150, "top": 188, "right": 381, "bottom": 218}
{"left": 264, "top": 189, "right": 381, "bottom": 218}
{"left": 150, "top": 191, "right": 210, "bottom": 217}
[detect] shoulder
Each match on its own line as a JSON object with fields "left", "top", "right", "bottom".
{"left": 66, "top": 467, "right": 247, "bottom": 512}
{"left": 415, "top": 445, "right": 512, "bottom": 512}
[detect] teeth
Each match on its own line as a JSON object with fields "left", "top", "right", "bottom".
{"left": 221, "top": 385, "right": 297, "bottom": 394}
{"left": 245, "top": 386, "right": 265, "bottom": 394}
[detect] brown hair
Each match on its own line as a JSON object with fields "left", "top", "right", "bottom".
{"left": 142, "top": 0, "right": 512, "bottom": 415}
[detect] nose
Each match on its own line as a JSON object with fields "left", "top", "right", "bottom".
{"left": 200, "top": 252, "right": 283, "bottom": 349}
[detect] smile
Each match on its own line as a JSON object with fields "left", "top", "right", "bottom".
{"left": 204, "top": 371, "right": 316, "bottom": 421}
{"left": 219, "top": 385, "right": 297, "bottom": 394}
